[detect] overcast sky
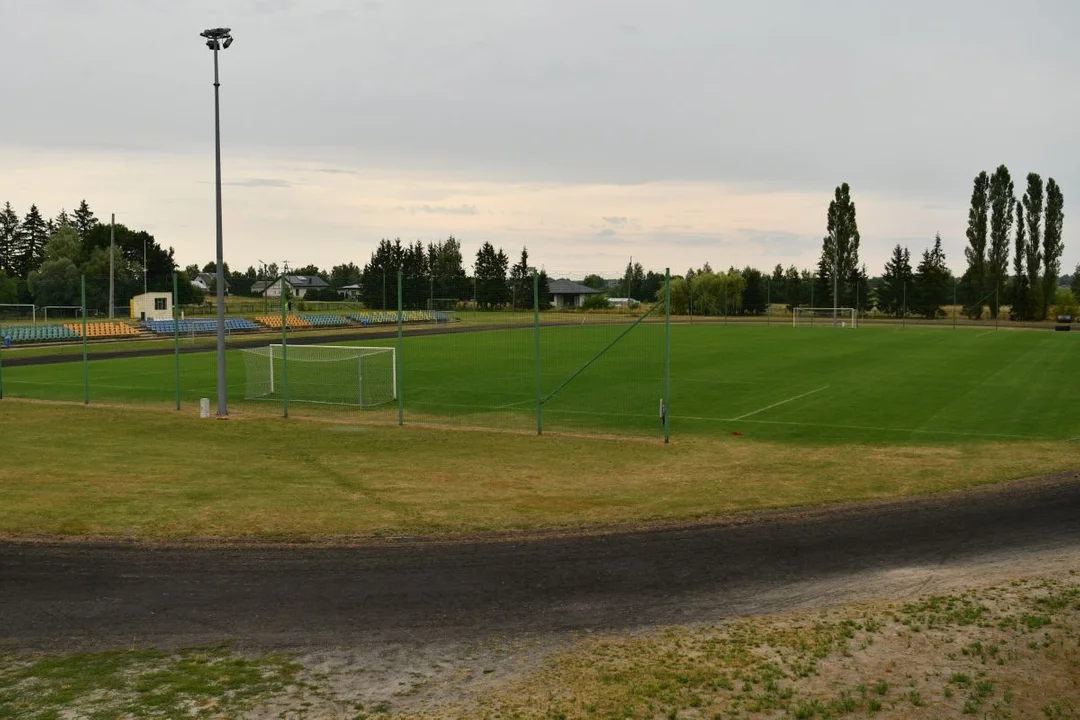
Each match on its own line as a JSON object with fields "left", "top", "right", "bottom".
{"left": 2, "top": 0, "right": 1078, "bottom": 278}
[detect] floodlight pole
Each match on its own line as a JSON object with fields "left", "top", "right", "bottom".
{"left": 109, "top": 214, "right": 115, "bottom": 319}
{"left": 201, "top": 26, "right": 233, "bottom": 418}
{"left": 833, "top": 233, "right": 839, "bottom": 326}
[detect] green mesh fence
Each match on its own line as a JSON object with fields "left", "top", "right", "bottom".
{"left": 0, "top": 271, "right": 673, "bottom": 439}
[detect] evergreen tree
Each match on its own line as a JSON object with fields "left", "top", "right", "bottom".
{"left": 740, "top": 267, "right": 766, "bottom": 315}
{"left": 54, "top": 208, "right": 72, "bottom": 229}
{"left": 912, "top": 234, "right": 951, "bottom": 318}
{"left": 73, "top": 200, "right": 98, "bottom": 240}
{"left": 1023, "top": 173, "right": 1044, "bottom": 319}
{"left": 18, "top": 204, "right": 50, "bottom": 277}
{"left": 879, "top": 244, "right": 914, "bottom": 317}
{"left": 474, "top": 242, "right": 509, "bottom": 309}
{"left": 0, "top": 202, "right": 19, "bottom": 276}
{"left": 1012, "top": 201, "right": 1030, "bottom": 320}
{"left": 817, "top": 182, "right": 861, "bottom": 309}
{"left": 509, "top": 247, "right": 533, "bottom": 310}
{"left": 963, "top": 171, "right": 990, "bottom": 318}
{"left": 986, "top": 164, "right": 1014, "bottom": 318}
{"left": 770, "top": 264, "right": 785, "bottom": 307}
{"left": 1042, "top": 179, "right": 1065, "bottom": 318}
{"left": 360, "top": 238, "right": 405, "bottom": 309}
{"left": 1071, "top": 263, "right": 1080, "bottom": 301}
{"left": 427, "top": 235, "right": 467, "bottom": 299}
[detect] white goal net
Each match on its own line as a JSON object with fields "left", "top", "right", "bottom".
{"left": 241, "top": 344, "right": 397, "bottom": 407}
{"left": 792, "top": 307, "right": 858, "bottom": 328}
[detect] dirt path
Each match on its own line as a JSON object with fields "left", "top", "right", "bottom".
{"left": 2, "top": 473, "right": 1078, "bottom": 652}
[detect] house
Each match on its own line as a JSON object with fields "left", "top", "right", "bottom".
{"left": 130, "top": 292, "right": 172, "bottom": 321}
{"left": 339, "top": 283, "right": 363, "bottom": 300}
{"left": 250, "top": 280, "right": 271, "bottom": 296}
{"left": 263, "top": 275, "right": 330, "bottom": 299}
{"left": 548, "top": 279, "right": 602, "bottom": 309}
{"left": 191, "top": 272, "right": 229, "bottom": 294}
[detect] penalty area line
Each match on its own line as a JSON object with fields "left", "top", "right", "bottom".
{"left": 729, "top": 385, "right": 830, "bottom": 421}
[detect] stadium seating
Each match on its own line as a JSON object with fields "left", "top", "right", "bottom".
{"left": 300, "top": 313, "right": 350, "bottom": 327}
{"left": 64, "top": 322, "right": 141, "bottom": 339}
{"left": 254, "top": 314, "right": 311, "bottom": 329}
{"left": 0, "top": 324, "right": 81, "bottom": 344}
{"left": 142, "top": 318, "right": 261, "bottom": 336}
{"left": 345, "top": 310, "right": 452, "bottom": 326}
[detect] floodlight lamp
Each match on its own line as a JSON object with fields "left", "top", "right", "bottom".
{"left": 205, "top": 39, "right": 218, "bottom": 50}
{"left": 222, "top": 36, "right": 233, "bottom": 48}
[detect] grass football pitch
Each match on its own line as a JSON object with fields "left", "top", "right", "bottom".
{"left": 2, "top": 323, "right": 1078, "bottom": 444}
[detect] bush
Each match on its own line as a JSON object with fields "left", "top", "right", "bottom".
{"left": 582, "top": 294, "right": 610, "bottom": 310}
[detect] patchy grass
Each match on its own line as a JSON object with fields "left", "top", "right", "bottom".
{"left": 0, "top": 646, "right": 300, "bottom": 719}
{"left": 0, "top": 403, "right": 1077, "bottom": 540}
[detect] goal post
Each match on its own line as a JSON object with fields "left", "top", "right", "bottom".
{"left": 792, "top": 307, "right": 858, "bottom": 328}
{"left": 242, "top": 344, "right": 397, "bottom": 407}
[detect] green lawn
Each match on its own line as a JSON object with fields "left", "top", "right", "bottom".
{"left": 2, "top": 323, "right": 1077, "bottom": 444}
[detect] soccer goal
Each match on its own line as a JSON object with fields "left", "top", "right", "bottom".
{"left": 241, "top": 344, "right": 397, "bottom": 407}
{"left": 792, "top": 307, "right": 858, "bottom": 328}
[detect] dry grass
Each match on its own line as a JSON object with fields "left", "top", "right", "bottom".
{"left": 0, "top": 401, "right": 1076, "bottom": 540}
{"left": 389, "top": 573, "right": 1080, "bottom": 719}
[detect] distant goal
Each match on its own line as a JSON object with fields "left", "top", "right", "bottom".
{"left": 792, "top": 307, "right": 858, "bottom": 328}
{"left": 241, "top": 344, "right": 397, "bottom": 407}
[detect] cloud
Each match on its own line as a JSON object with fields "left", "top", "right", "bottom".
{"left": 224, "top": 177, "right": 291, "bottom": 188}
{"left": 602, "top": 216, "right": 628, "bottom": 225}
{"left": 402, "top": 204, "right": 479, "bottom": 216}
{"left": 597, "top": 228, "right": 616, "bottom": 237}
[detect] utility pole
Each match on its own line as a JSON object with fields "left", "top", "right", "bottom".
{"left": 143, "top": 235, "right": 148, "bottom": 296}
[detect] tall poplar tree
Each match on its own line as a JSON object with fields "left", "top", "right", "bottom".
{"left": 1042, "top": 179, "right": 1065, "bottom": 317}
{"left": 963, "top": 172, "right": 990, "bottom": 318}
{"left": 986, "top": 165, "right": 1014, "bottom": 319}
{"left": 1023, "top": 173, "right": 1045, "bottom": 318}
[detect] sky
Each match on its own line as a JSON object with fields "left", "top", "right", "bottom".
{"left": 1, "top": 0, "right": 1078, "bottom": 279}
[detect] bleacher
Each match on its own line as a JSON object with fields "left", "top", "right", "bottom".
{"left": 65, "top": 322, "right": 141, "bottom": 339}
{"left": 300, "top": 313, "right": 350, "bottom": 327}
{"left": 0, "top": 324, "right": 81, "bottom": 344}
{"left": 142, "top": 318, "right": 261, "bottom": 336}
{"left": 346, "top": 310, "right": 451, "bottom": 326}
{"left": 254, "top": 314, "right": 312, "bottom": 329}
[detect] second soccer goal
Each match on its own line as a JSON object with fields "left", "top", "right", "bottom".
{"left": 242, "top": 344, "right": 397, "bottom": 407}
{"left": 792, "top": 307, "right": 858, "bottom": 328}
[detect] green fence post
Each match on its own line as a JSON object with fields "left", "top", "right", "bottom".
{"left": 533, "top": 271, "right": 542, "bottom": 435}
{"left": 902, "top": 281, "right": 907, "bottom": 327}
{"left": 81, "top": 275, "right": 88, "bottom": 405}
{"left": 995, "top": 286, "right": 999, "bottom": 331}
{"left": 766, "top": 279, "right": 771, "bottom": 325}
{"left": 281, "top": 287, "right": 289, "bottom": 418}
{"left": 173, "top": 272, "right": 181, "bottom": 410}
{"left": 664, "top": 267, "right": 671, "bottom": 444}
{"left": 810, "top": 276, "right": 815, "bottom": 326}
{"left": 0, "top": 323, "right": 5, "bottom": 400}
{"left": 397, "top": 270, "right": 404, "bottom": 426}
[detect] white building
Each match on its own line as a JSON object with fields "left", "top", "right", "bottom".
{"left": 130, "top": 292, "right": 172, "bottom": 321}
{"left": 263, "top": 275, "right": 330, "bottom": 299}
{"left": 548, "top": 279, "right": 602, "bottom": 308}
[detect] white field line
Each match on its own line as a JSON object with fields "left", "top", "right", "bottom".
{"left": 975, "top": 330, "right": 996, "bottom": 338}
{"left": 729, "top": 386, "right": 830, "bottom": 421}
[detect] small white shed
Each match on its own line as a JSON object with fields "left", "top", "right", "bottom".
{"left": 130, "top": 292, "right": 172, "bottom": 321}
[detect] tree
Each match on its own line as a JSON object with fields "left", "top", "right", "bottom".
{"left": 0, "top": 202, "right": 19, "bottom": 276}
{"left": 963, "top": 171, "right": 990, "bottom": 318}
{"left": 0, "top": 270, "right": 17, "bottom": 304}
{"left": 1042, "top": 178, "right": 1065, "bottom": 319}
{"left": 27, "top": 258, "right": 81, "bottom": 306}
{"left": 582, "top": 293, "right": 610, "bottom": 310}
{"left": 1071, "top": 263, "right": 1080, "bottom": 301}
{"left": 986, "top": 164, "right": 1014, "bottom": 318}
{"left": 770, "top": 264, "right": 786, "bottom": 308}
{"left": 54, "top": 208, "right": 71, "bottom": 229}
{"left": 43, "top": 225, "right": 81, "bottom": 263}
{"left": 657, "top": 276, "right": 690, "bottom": 315}
{"left": 72, "top": 200, "right": 98, "bottom": 240}
{"left": 879, "top": 244, "right": 914, "bottom": 317}
{"left": 360, "top": 238, "right": 404, "bottom": 309}
{"left": 582, "top": 274, "right": 607, "bottom": 290}
{"left": 818, "top": 182, "right": 861, "bottom": 311}
{"left": 619, "top": 261, "right": 646, "bottom": 299}
{"left": 1011, "top": 201, "right": 1029, "bottom": 320}
{"left": 18, "top": 204, "right": 50, "bottom": 277}
{"left": 1023, "top": 173, "right": 1045, "bottom": 319}
{"left": 912, "top": 234, "right": 951, "bottom": 318}
{"left": 509, "top": 247, "right": 533, "bottom": 310}
{"left": 474, "top": 242, "right": 509, "bottom": 309}
{"left": 329, "top": 262, "right": 361, "bottom": 290}
{"left": 427, "top": 236, "right": 468, "bottom": 300}
{"left": 740, "top": 266, "right": 766, "bottom": 315}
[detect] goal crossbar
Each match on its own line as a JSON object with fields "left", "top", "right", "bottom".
{"left": 792, "top": 307, "right": 858, "bottom": 328}
{"left": 243, "top": 344, "right": 397, "bottom": 407}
